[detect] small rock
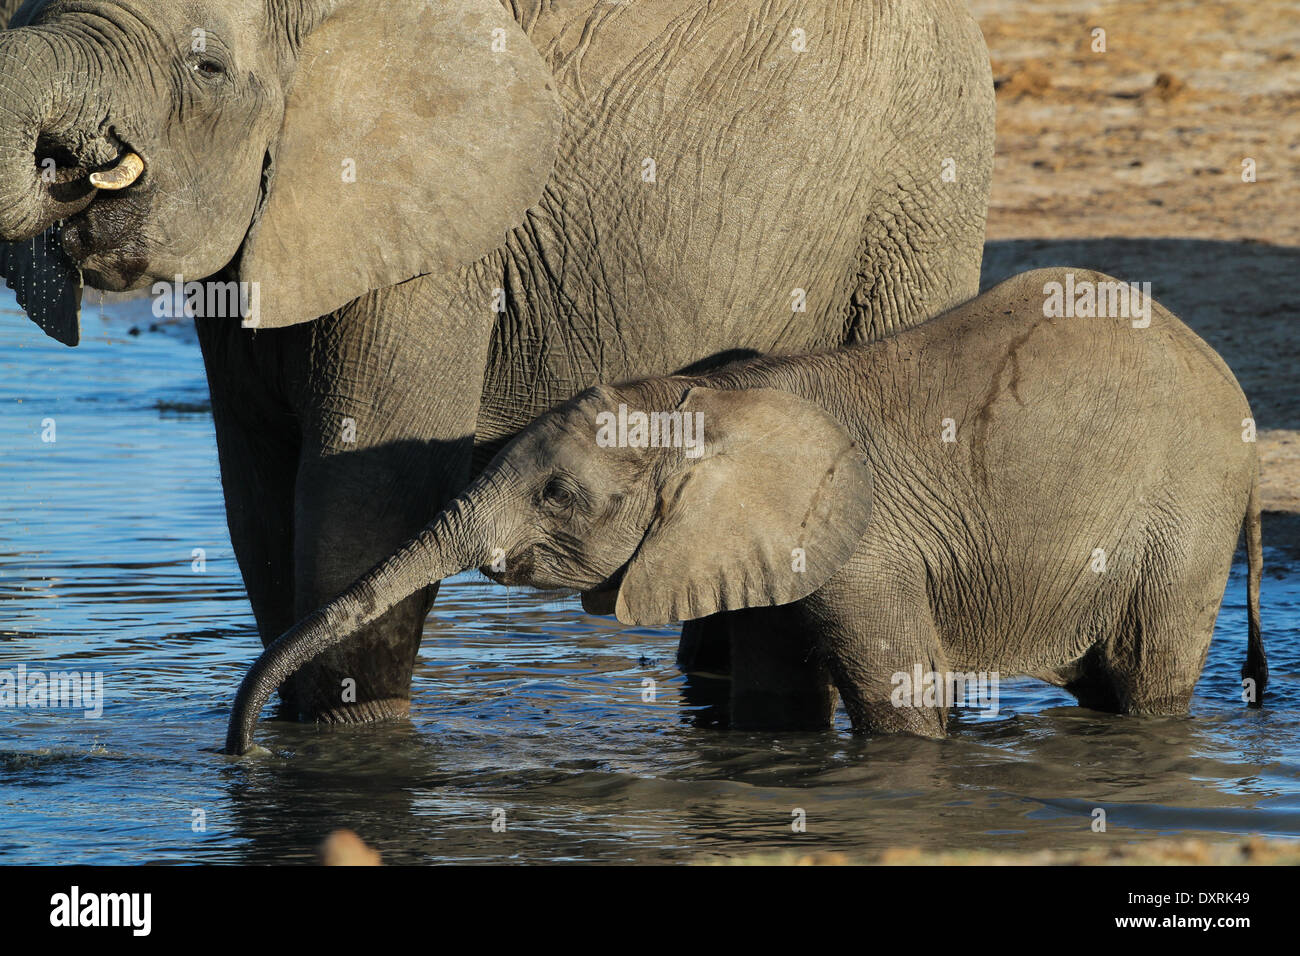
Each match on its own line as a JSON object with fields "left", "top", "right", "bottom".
{"left": 1152, "top": 72, "right": 1186, "bottom": 100}
{"left": 317, "top": 829, "right": 382, "bottom": 866}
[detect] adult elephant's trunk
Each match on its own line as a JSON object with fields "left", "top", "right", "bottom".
{"left": 0, "top": 27, "right": 98, "bottom": 241}
{"left": 224, "top": 496, "right": 496, "bottom": 755}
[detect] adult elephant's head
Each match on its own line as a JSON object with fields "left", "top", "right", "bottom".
{"left": 0, "top": 0, "right": 561, "bottom": 343}
{"left": 225, "top": 383, "right": 875, "bottom": 753}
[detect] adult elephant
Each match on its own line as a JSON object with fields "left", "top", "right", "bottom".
{"left": 0, "top": 0, "right": 994, "bottom": 724}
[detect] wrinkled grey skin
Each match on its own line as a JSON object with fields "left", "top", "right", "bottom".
{"left": 227, "top": 269, "right": 1268, "bottom": 754}
{"left": 0, "top": 0, "right": 995, "bottom": 723}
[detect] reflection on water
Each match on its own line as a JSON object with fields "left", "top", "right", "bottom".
{"left": 0, "top": 299, "right": 1297, "bottom": 864}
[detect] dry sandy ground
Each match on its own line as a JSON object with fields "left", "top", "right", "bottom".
{"left": 716, "top": 837, "right": 1300, "bottom": 865}
{"left": 971, "top": 0, "right": 1299, "bottom": 549}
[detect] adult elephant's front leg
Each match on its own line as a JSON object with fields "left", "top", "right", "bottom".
{"left": 285, "top": 278, "right": 495, "bottom": 723}
{"left": 287, "top": 450, "right": 443, "bottom": 724}
{"left": 204, "top": 273, "right": 495, "bottom": 724}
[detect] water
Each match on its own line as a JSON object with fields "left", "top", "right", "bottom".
{"left": 1, "top": 296, "right": 1297, "bottom": 865}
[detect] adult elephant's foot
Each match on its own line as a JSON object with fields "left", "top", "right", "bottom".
{"left": 677, "top": 614, "right": 732, "bottom": 677}
{"left": 279, "top": 666, "right": 417, "bottom": 725}
{"left": 678, "top": 614, "right": 732, "bottom": 728}
{"left": 279, "top": 668, "right": 417, "bottom": 725}
{"left": 306, "top": 698, "right": 411, "bottom": 724}
{"left": 277, "top": 586, "right": 434, "bottom": 724}
{"left": 679, "top": 674, "right": 730, "bottom": 728}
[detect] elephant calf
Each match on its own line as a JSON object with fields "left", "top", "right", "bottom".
{"left": 226, "top": 268, "right": 1266, "bottom": 754}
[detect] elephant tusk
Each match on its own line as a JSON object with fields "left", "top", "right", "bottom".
{"left": 88, "top": 152, "right": 144, "bottom": 190}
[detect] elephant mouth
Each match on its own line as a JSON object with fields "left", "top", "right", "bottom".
{"left": 0, "top": 133, "right": 151, "bottom": 346}
{"left": 25, "top": 125, "right": 146, "bottom": 267}
{"left": 59, "top": 199, "right": 151, "bottom": 291}
{"left": 580, "top": 566, "right": 626, "bottom": 616}
{"left": 55, "top": 137, "right": 150, "bottom": 287}
{"left": 477, "top": 548, "right": 626, "bottom": 614}
{"left": 35, "top": 127, "right": 142, "bottom": 204}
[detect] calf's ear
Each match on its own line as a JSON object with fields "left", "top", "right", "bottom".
{"left": 610, "top": 387, "right": 873, "bottom": 627}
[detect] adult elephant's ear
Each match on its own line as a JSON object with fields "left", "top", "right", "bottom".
{"left": 609, "top": 388, "right": 874, "bottom": 627}
{"left": 0, "top": 228, "right": 82, "bottom": 346}
{"left": 237, "top": 0, "right": 561, "bottom": 328}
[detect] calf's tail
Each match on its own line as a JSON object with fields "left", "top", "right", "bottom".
{"left": 1242, "top": 462, "right": 1267, "bottom": 707}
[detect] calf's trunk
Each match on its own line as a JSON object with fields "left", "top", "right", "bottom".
{"left": 224, "top": 500, "right": 490, "bottom": 755}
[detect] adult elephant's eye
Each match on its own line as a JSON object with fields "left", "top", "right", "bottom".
{"left": 191, "top": 58, "right": 227, "bottom": 78}
{"left": 542, "top": 477, "right": 574, "bottom": 511}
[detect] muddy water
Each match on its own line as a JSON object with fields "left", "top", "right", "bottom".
{"left": 1, "top": 298, "right": 1297, "bottom": 864}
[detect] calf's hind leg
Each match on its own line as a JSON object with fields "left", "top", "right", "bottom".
{"left": 1068, "top": 544, "right": 1231, "bottom": 716}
